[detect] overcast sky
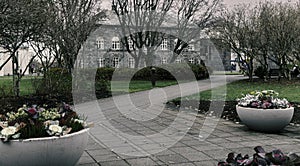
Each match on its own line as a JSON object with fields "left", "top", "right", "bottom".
{"left": 223, "top": 0, "right": 298, "bottom": 7}
{"left": 101, "top": 0, "right": 298, "bottom": 9}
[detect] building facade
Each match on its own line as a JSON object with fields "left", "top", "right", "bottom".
{"left": 78, "top": 13, "right": 231, "bottom": 71}
{"left": 0, "top": 47, "right": 34, "bottom": 76}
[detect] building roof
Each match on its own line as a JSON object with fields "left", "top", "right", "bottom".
{"left": 97, "top": 10, "right": 210, "bottom": 39}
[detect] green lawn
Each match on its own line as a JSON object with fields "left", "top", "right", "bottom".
{"left": 0, "top": 76, "right": 178, "bottom": 97}
{"left": 186, "top": 79, "right": 300, "bottom": 102}
{"left": 0, "top": 76, "right": 38, "bottom": 96}
{"left": 111, "top": 80, "right": 178, "bottom": 93}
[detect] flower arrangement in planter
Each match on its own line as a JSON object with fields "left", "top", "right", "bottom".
{"left": 237, "top": 90, "right": 291, "bottom": 109}
{"left": 0, "top": 102, "right": 88, "bottom": 142}
{"left": 236, "top": 90, "right": 294, "bottom": 132}
{"left": 0, "top": 103, "right": 91, "bottom": 166}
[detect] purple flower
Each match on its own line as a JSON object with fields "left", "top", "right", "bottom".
{"left": 251, "top": 101, "right": 259, "bottom": 107}
{"left": 262, "top": 101, "right": 272, "bottom": 109}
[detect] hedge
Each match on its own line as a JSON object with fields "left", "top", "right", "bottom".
{"left": 95, "top": 63, "right": 209, "bottom": 81}
{"left": 38, "top": 64, "right": 209, "bottom": 97}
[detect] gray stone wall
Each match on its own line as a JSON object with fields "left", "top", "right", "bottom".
{"left": 78, "top": 24, "right": 231, "bottom": 71}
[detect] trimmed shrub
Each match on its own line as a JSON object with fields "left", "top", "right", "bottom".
{"left": 33, "top": 68, "right": 72, "bottom": 96}
{"left": 254, "top": 66, "right": 267, "bottom": 79}
{"left": 95, "top": 67, "right": 115, "bottom": 81}
{"left": 131, "top": 63, "right": 209, "bottom": 81}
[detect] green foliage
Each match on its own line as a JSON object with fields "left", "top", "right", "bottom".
{"left": 95, "top": 67, "right": 115, "bottom": 81}
{"left": 254, "top": 66, "right": 267, "bottom": 79}
{"left": 0, "top": 84, "right": 13, "bottom": 97}
{"left": 121, "top": 64, "right": 208, "bottom": 81}
{"left": 68, "top": 121, "right": 84, "bottom": 133}
{"left": 18, "top": 123, "right": 48, "bottom": 139}
{"left": 59, "top": 112, "right": 84, "bottom": 133}
{"left": 189, "top": 64, "right": 209, "bottom": 80}
{"left": 94, "top": 64, "right": 209, "bottom": 82}
{"left": 95, "top": 79, "right": 111, "bottom": 98}
{"left": 33, "top": 68, "right": 72, "bottom": 96}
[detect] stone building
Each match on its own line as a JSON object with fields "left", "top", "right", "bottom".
{"left": 78, "top": 12, "right": 231, "bottom": 71}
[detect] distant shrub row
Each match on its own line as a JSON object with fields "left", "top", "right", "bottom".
{"left": 33, "top": 63, "right": 209, "bottom": 97}
{"left": 95, "top": 63, "right": 209, "bottom": 81}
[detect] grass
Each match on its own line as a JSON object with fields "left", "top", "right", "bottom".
{"left": 111, "top": 80, "right": 178, "bottom": 93}
{"left": 0, "top": 76, "right": 38, "bottom": 96}
{"left": 185, "top": 79, "right": 300, "bottom": 102}
{"left": 0, "top": 76, "right": 178, "bottom": 97}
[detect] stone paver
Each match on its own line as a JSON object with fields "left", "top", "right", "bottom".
{"left": 75, "top": 75, "right": 300, "bottom": 165}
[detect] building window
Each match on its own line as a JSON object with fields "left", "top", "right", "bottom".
{"left": 128, "top": 58, "right": 134, "bottom": 68}
{"left": 98, "top": 58, "right": 105, "bottom": 67}
{"left": 80, "top": 61, "right": 84, "bottom": 68}
{"left": 96, "top": 37, "right": 105, "bottom": 49}
{"left": 162, "top": 57, "right": 167, "bottom": 64}
{"left": 174, "top": 39, "right": 178, "bottom": 47}
{"left": 175, "top": 58, "right": 181, "bottom": 63}
{"left": 128, "top": 39, "right": 133, "bottom": 50}
{"left": 112, "top": 37, "right": 120, "bottom": 50}
{"left": 113, "top": 57, "right": 119, "bottom": 68}
{"left": 205, "top": 45, "right": 212, "bottom": 60}
{"left": 188, "top": 40, "right": 195, "bottom": 51}
{"left": 160, "top": 38, "right": 168, "bottom": 50}
{"left": 189, "top": 58, "right": 194, "bottom": 64}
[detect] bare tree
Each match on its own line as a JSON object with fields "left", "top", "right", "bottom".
{"left": 29, "top": 41, "right": 56, "bottom": 75}
{"left": 46, "top": 0, "right": 106, "bottom": 73}
{"left": 212, "top": 4, "right": 260, "bottom": 81}
{"left": 112, "top": 0, "right": 221, "bottom": 67}
{"left": 170, "top": 0, "right": 221, "bottom": 63}
{"left": 265, "top": 2, "right": 299, "bottom": 80}
{"left": 0, "top": 0, "right": 48, "bottom": 96}
{"left": 292, "top": 3, "right": 300, "bottom": 64}
{"left": 112, "top": 0, "right": 173, "bottom": 68}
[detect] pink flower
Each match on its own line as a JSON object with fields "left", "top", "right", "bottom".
{"left": 27, "top": 108, "right": 37, "bottom": 115}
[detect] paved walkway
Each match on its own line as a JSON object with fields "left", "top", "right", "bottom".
{"left": 75, "top": 75, "right": 300, "bottom": 166}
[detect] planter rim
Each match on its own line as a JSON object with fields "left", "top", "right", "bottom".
{"left": 236, "top": 105, "right": 294, "bottom": 111}
{"left": 9, "top": 128, "right": 89, "bottom": 143}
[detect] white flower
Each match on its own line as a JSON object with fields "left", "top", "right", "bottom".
{"left": 74, "top": 119, "right": 84, "bottom": 124}
{"left": 1, "top": 126, "right": 17, "bottom": 136}
{"left": 74, "top": 119, "right": 87, "bottom": 127}
{"left": 49, "top": 125, "right": 62, "bottom": 134}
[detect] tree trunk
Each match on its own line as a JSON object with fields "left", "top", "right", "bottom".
{"left": 248, "top": 58, "right": 254, "bottom": 82}
{"left": 12, "top": 52, "right": 20, "bottom": 97}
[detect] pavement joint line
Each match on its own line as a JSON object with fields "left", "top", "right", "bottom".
{"left": 96, "top": 121, "right": 162, "bottom": 156}
{"left": 78, "top": 75, "right": 300, "bottom": 165}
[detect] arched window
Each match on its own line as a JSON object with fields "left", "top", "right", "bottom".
{"left": 112, "top": 37, "right": 120, "bottom": 50}
{"left": 96, "top": 37, "right": 105, "bottom": 49}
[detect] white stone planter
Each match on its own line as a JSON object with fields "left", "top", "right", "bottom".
{"left": 0, "top": 128, "right": 89, "bottom": 166}
{"left": 236, "top": 105, "right": 294, "bottom": 132}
